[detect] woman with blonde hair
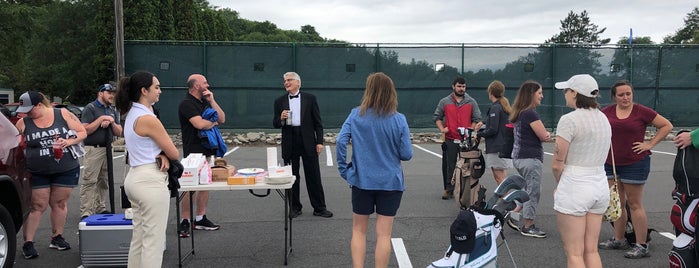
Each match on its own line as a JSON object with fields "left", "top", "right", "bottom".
{"left": 477, "top": 80, "right": 513, "bottom": 185}
{"left": 336, "top": 72, "right": 413, "bottom": 268}
{"left": 15, "top": 91, "right": 87, "bottom": 259}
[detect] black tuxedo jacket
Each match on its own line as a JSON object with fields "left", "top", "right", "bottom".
{"left": 273, "top": 92, "right": 324, "bottom": 159}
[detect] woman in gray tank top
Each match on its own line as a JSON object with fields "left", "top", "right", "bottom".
{"left": 14, "top": 91, "right": 87, "bottom": 259}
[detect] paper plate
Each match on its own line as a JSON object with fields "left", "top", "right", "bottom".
{"left": 237, "top": 168, "right": 264, "bottom": 175}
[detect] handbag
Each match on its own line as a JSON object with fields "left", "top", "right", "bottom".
{"left": 603, "top": 145, "right": 622, "bottom": 222}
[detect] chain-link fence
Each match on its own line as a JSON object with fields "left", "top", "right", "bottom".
{"left": 125, "top": 42, "right": 699, "bottom": 129}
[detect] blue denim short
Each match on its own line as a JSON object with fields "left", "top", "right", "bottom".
{"left": 604, "top": 155, "right": 650, "bottom": 185}
{"left": 351, "top": 186, "right": 403, "bottom": 216}
{"left": 31, "top": 166, "right": 81, "bottom": 189}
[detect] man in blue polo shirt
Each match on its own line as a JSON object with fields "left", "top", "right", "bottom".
{"left": 79, "top": 83, "right": 123, "bottom": 219}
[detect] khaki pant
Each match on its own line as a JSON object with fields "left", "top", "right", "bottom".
{"left": 79, "top": 146, "right": 109, "bottom": 217}
{"left": 124, "top": 163, "right": 169, "bottom": 268}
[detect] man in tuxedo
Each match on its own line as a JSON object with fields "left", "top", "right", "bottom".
{"left": 273, "top": 72, "right": 332, "bottom": 218}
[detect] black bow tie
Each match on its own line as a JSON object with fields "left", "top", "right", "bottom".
{"left": 289, "top": 94, "right": 299, "bottom": 99}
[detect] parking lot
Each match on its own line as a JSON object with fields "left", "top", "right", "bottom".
{"left": 15, "top": 140, "right": 681, "bottom": 268}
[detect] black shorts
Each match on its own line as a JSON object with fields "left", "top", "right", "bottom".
{"left": 351, "top": 186, "right": 403, "bottom": 216}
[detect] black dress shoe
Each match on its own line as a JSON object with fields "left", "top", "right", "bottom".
{"left": 289, "top": 210, "right": 302, "bottom": 219}
{"left": 99, "top": 210, "right": 112, "bottom": 214}
{"left": 313, "top": 210, "right": 333, "bottom": 218}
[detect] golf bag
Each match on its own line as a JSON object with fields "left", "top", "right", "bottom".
{"left": 670, "top": 131, "right": 699, "bottom": 268}
{"left": 452, "top": 127, "right": 485, "bottom": 209}
{"left": 428, "top": 175, "right": 529, "bottom": 268}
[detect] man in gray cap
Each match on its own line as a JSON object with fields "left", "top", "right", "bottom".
{"left": 79, "top": 83, "right": 122, "bottom": 219}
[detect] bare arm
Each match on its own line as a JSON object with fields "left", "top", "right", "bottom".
{"left": 134, "top": 115, "right": 179, "bottom": 160}
{"left": 83, "top": 115, "right": 122, "bottom": 137}
{"left": 188, "top": 115, "right": 218, "bottom": 130}
{"left": 63, "top": 109, "right": 87, "bottom": 145}
{"left": 203, "top": 90, "right": 225, "bottom": 124}
{"left": 435, "top": 119, "right": 448, "bottom": 134}
{"left": 633, "top": 114, "right": 672, "bottom": 154}
{"left": 674, "top": 129, "right": 699, "bottom": 149}
{"left": 530, "top": 120, "right": 551, "bottom": 142}
{"left": 552, "top": 136, "right": 570, "bottom": 184}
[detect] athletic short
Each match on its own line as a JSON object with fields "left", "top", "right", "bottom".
{"left": 485, "top": 153, "right": 513, "bottom": 170}
{"left": 351, "top": 186, "right": 403, "bottom": 216}
{"left": 31, "top": 166, "right": 81, "bottom": 189}
{"left": 554, "top": 165, "right": 609, "bottom": 216}
{"left": 604, "top": 155, "right": 650, "bottom": 185}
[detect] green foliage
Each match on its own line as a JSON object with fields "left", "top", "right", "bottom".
{"left": 26, "top": 0, "right": 98, "bottom": 104}
{"left": 664, "top": 7, "right": 699, "bottom": 44}
{"left": 0, "top": 3, "right": 43, "bottom": 91}
{"left": 546, "top": 10, "right": 611, "bottom": 45}
{"left": 0, "top": 0, "right": 347, "bottom": 104}
{"left": 617, "top": 36, "right": 654, "bottom": 45}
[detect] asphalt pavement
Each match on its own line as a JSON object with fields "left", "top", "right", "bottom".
{"left": 14, "top": 140, "right": 680, "bottom": 268}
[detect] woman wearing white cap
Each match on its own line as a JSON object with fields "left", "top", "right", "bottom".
{"left": 552, "top": 74, "right": 611, "bottom": 268}
{"left": 14, "top": 91, "right": 87, "bottom": 259}
{"left": 598, "top": 80, "right": 672, "bottom": 259}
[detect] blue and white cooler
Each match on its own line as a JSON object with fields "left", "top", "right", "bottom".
{"left": 79, "top": 214, "right": 132, "bottom": 267}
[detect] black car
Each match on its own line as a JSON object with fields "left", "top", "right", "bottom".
{"left": 0, "top": 112, "right": 32, "bottom": 267}
{"left": 53, "top": 103, "right": 83, "bottom": 119}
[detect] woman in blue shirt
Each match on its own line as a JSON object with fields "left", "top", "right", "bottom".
{"left": 336, "top": 72, "right": 413, "bottom": 268}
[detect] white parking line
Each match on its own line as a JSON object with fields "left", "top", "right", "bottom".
{"left": 413, "top": 144, "right": 442, "bottom": 158}
{"left": 392, "top": 238, "right": 413, "bottom": 268}
{"left": 224, "top": 146, "right": 240, "bottom": 156}
{"left": 660, "top": 231, "right": 676, "bottom": 240}
{"left": 651, "top": 150, "right": 676, "bottom": 156}
{"left": 326, "top": 146, "right": 333, "bottom": 166}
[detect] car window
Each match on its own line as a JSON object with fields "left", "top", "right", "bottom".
{"left": 0, "top": 111, "right": 20, "bottom": 164}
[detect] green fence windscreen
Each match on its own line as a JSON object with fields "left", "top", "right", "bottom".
{"left": 125, "top": 41, "right": 699, "bottom": 130}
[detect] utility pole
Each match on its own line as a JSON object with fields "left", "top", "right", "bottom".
{"left": 114, "top": 0, "right": 125, "bottom": 81}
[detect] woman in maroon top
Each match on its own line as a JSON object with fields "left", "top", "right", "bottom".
{"left": 598, "top": 80, "right": 672, "bottom": 258}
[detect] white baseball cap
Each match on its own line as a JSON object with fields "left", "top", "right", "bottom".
{"left": 554, "top": 74, "right": 600, "bottom": 98}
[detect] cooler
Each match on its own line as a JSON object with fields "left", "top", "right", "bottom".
{"left": 79, "top": 214, "right": 132, "bottom": 267}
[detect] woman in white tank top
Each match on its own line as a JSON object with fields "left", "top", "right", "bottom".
{"left": 115, "top": 71, "right": 179, "bottom": 268}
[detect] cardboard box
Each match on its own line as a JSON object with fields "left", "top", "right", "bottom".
{"left": 179, "top": 154, "right": 202, "bottom": 186}
{"left": 228, "top": 174, "right": 256, "bottom": 185}
{"left": 212, "top": 165, "right": 236, "bottom": 182}
{"left": 179, "top": 153, "right": 212, "bottom": 186}
{"left": 268, "top": 165, "right": 292, "bottom": 178}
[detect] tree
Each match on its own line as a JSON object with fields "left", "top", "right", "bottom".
{"left": 123, "top": 0, "right": 159, "bottom": 40}
{"left": 617, "top": 36, "right": 654, "bottom": 45}
{"left": 546, "top": 10, "right": 611, "bottom": 45}
{"left": 663, "top": 7, "right": 699, "bottom": 44}
{"left": 0, "top": 2, "right": 43, "bottom": 91}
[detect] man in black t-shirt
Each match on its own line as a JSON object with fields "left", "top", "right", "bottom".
{"left": 177, "top": 74, "right": 226, "bottom": 238}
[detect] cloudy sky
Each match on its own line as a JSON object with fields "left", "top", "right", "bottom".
{"left": 208, "top": 0, "right": 697, "bottom": 44}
